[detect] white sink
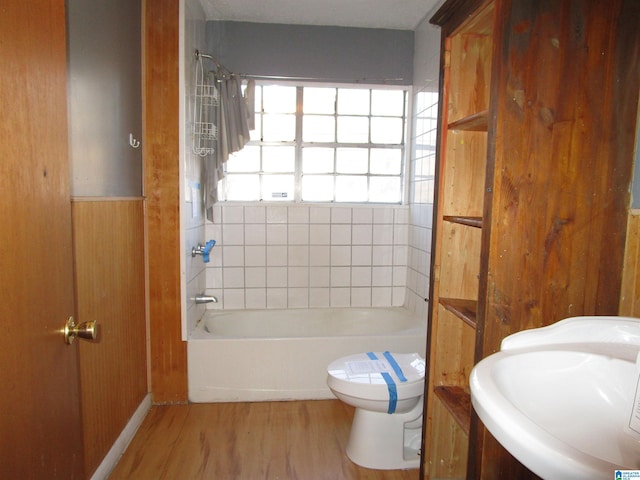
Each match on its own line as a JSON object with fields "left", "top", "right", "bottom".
{"left": 470, "top": 316, "right": 640, "bottom": 479}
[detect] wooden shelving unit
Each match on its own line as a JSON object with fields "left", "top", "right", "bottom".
{"left": 420, "top": 0, "right": 640, "bottom": 478}
{"left": 422, "top": 2, "right": 494, "bottom": 478}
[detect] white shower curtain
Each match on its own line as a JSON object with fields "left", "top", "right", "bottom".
{"left": 204, "top": 77, "right": 254, "bottom": 220}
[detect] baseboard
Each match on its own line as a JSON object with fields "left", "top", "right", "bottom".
{"left": 90, "top": 393, "right": 152, "bottom": 480}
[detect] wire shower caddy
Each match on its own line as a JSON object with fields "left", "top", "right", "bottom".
{"left": 192, "top": 51, "right": 219, "bottom": 156}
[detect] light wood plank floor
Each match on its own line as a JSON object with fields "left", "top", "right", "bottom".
{"left": 109, "top": 399, "right": 420, "bottom": 479}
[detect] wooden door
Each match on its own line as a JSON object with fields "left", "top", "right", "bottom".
{"left": 0, "top": 1, "right": 84, "bottom": 478}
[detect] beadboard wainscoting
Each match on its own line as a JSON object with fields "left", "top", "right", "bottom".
{"left": 71, "top": 198, "right": 147, "bottom": 476}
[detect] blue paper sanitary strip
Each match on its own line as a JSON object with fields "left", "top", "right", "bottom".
{"left": 367, "top": 351, "right": 407, "bottom": 414}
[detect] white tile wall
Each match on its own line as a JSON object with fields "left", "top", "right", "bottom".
{"left": 204, "top": 205, "right": 409, "bottom": 310}
{"left": 182, "top": 0, "right": 208, "bottom": 335}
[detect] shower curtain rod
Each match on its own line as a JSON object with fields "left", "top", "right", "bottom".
{"left": 194, "top": 50, "right": 405, "bottom": 84}
{"left": 235, "top": 74, "right": 406, "bottom": 84}
{"left": 194, "top": 49, "right": 231, "bottom": 77}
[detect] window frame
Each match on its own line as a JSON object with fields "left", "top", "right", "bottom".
{"left": 220, "top": 80, "right": 410, "bottom": 205}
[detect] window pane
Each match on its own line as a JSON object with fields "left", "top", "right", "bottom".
{"left": 370, "top": 148, "right": 402, "bottom": 174}
{"left": 254, "top": 85, "right": 262, "bottom": 111}
{"left": 371, "top": 90, "right": 404, "bottom": 116}
{"left": 336, "top": 148, "right": 368, "bottom": 174}
{"left": 223, "top": 83, "right": 407, "bottom": 204}
{"left": 250, "top": 85, "right": 262, "bottom": 141}
{"left": 302, "top": 147, "right": 334, "bottom": 173}
{"left": 371, "top": 117, "right": 403, "bottom": 144}
{"left": 262, "top": 174, "right": 294, "bottom": 201}
{"left": 337, "top": 89, "right": 370, "bottom": 115}
{"left": 243, "top": 84, "right": 257, "bottom": 113}
{"left": 263, "top": 114, "right": 295, "bottom": 141}
{"left": 225, "top": 146, "right": 260, "bottom": 172}
{"left": 303, "top": 115, "right": 335, "bottom": 142}
{"left": 337, "top": 116, "right": 369, "bottom": 143}
{"left": 263, "top": 146, "right": 295, "bottom": 172}
{"left": 249, "top": 119, "right": 262, "bottom": 141}
{"left": 304, "top": 87, "right": 336, "bottom": 114}
{"left": 262, "top": 85, "right": 296, "bottom": 113}
{"left": 369, "top": 176, "right": 401, "bottom": 203}
{"left": 302, "top": 175, "right": 334, "bottom": 201}
{"left": 336, "top": 176, "right": 367, "bottom": 202}
{"left": 224, "top": 174, "right": 260, "bottom": 201}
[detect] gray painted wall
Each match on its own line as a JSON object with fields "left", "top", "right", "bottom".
{"left": 67, "top": 0, "right": 142, "bottom": 197}
{"left": 207, "top": 21, "right": 414, "bottom": 85}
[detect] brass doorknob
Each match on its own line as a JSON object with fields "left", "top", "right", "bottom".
{"left": 64, "top": 316, "right": 98, "bottom": 345}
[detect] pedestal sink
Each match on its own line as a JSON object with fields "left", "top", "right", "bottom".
{"left": 470, "top": 316, "right": 640, "bottom": 479}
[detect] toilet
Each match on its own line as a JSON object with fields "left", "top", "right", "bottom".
{"left": 327, "top": 351, "right": 426, "bottom": 470}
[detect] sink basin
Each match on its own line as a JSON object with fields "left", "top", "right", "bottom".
{"left": 470, "top": 316, "right": 640, "bottom": 479}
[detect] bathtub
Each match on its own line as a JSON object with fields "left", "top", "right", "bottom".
{"left": 188, "top": 307, "right": 426, "bottom": 403}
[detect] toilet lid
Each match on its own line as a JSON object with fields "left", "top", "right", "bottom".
{"left": 328, "top": 352, "right": 425, "bottom": 385}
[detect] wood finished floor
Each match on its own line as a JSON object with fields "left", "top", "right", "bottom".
{"left": 109, "top": 399, "right": 420, "bottom": 479}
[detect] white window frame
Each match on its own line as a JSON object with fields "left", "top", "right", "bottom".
{"left": 220, "top": 80, "right": 411, "bottom": 204}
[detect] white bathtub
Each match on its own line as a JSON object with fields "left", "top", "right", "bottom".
{"left": 188, "top": 307, "right": 427, "bottom": 403}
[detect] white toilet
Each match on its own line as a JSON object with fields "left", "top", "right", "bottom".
{"left": 327, "top": 351, "right": 426, "bottom": 470}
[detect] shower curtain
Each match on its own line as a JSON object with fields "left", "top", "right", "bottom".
{"left": 204, "top": 77, "right": 254, "bottom": 221}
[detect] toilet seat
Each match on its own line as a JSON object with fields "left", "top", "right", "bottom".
{"left": 327, "top": 352, "right": 425, "bottom": 402}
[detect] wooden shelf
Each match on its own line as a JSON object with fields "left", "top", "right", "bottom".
{"left": 434, "top": 386, "right": 471, "bottom": 436}
{"left": 443, "top": 215, "right": 483, "bottom": 228}
{"left": 440, "top": 298, "right": 477, "bottom": 328}
{"left": 448, "top": 110, "right": 488, "bottom": 131}
{"left": 426, "top": 2, "right": 494, "bottom": 477}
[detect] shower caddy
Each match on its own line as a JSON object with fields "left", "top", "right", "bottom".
{"left": 192, "top": 50, "right": 218, "bottom": 157}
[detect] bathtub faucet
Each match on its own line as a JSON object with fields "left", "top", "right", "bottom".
{"left": 195, "top": 293, "right": 218, "bottom": 304}
{"left": 191, "top": 240, "right": 216, "bottom": 263}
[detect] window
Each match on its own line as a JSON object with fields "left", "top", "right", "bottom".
{"left": 221, "top": 84, "right": 407, "bottom": 203}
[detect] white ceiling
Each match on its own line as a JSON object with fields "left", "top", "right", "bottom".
{"left": 200, "top": 0, "right": 442, "bottom": 30}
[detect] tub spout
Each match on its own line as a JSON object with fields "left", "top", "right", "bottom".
{"left": 195, "top": 293, "right": 218, "bottom": 304}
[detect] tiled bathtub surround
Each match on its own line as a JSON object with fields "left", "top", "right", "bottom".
{"left": 183, "top": 9, "right": 440, "bottom": 333}
{"left": 205, "top": 204, "right": 409, "bottom": 310}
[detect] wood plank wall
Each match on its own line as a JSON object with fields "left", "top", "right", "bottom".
{"left": 620, "top": 211, "right": 640, "bottom": 317}
{"left": 143, "top": 0, "right": 188, "bottom": 403}
{"left": 72, "top": 199, "right": 147, "bottom": 477}
{"left": 475, "top": 0, "right": 640, "bottom": 477}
